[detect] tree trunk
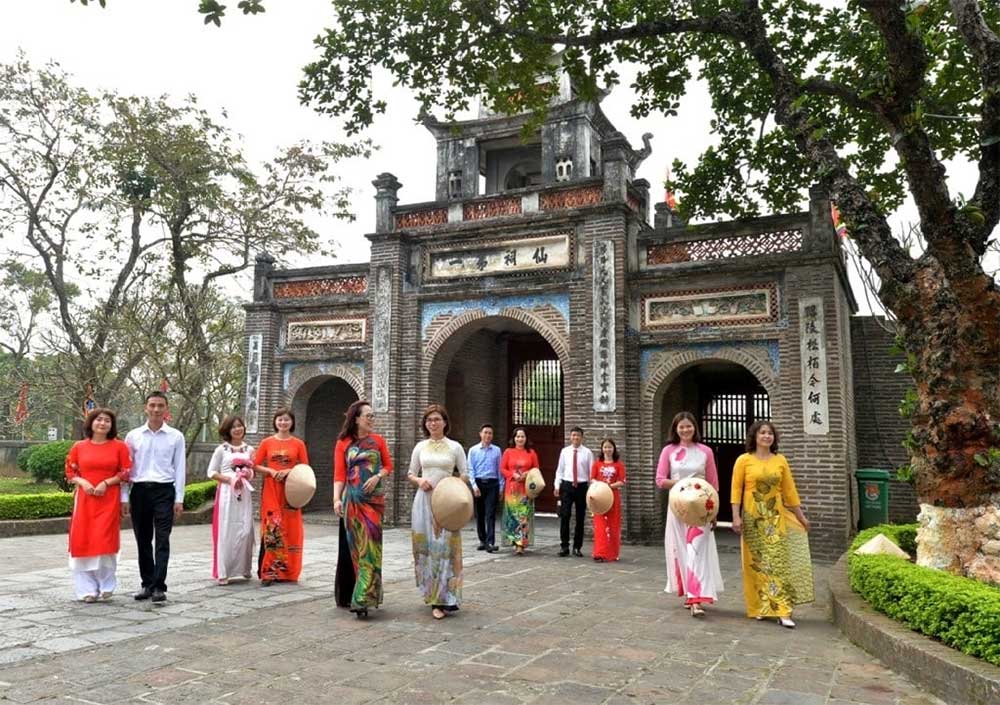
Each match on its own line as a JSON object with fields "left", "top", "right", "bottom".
{"left": 900, "top": 261, "right": 1000, "bottom": 584}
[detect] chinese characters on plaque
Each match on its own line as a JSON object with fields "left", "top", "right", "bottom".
{"left": 799, "top": 296, "right": 830, "bottom": 435}
{"left": 427, "top": 233, "right": 570, "bottom": 280}
{"left": 244, "top": 334, "right": 262, "bottom": 434}
{"left": 287, "top": 319, "right": 366, "bottom": 345}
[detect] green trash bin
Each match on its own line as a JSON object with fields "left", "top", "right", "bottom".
{"left": 855, "top": 468, "right": 890, "bottom": 529}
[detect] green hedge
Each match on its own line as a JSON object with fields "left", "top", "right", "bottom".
{"left": 26, "top": 440, "right": 74, "bottom": 490}
{"left": 183, "top": 480, "right": 218, "bottom": 510}
{"left": 848, "top": 523, "right": 1000, "bottom": 666}
{"left": 0, "top": 480, "right": 221, "bottom": 520}
{"left": 16, "top": 444, "right": 41, "bottom": 474}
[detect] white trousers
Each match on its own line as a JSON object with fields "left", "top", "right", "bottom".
{"left": 69, "top": 554, "right": 117, "bottom": 600}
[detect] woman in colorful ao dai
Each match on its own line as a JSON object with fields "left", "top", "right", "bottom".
{"left": 333, "top": 400, "right": 393, "bottom": 618}
{"left": 591, "top": 438, "right": 626, "bottom": 562}
{"left": 207, "top": 415, "right": 255, "bottom": 585}
{"left": 655, "top": 411, "right": 724, "bottom": 617}
{"left": 65, "top": 408, "right": 131, "bottom": 602}
{"left": 500, "top": 427, "right": 540, "bottom": 556}
{"left": 731, "top": 420, "right": 813, "bottom": 629}
{"left": 407, "top": 404, "right": 469, "bottom": 620}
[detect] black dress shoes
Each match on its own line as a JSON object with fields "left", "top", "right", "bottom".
{"left": 573, "top": 548, "right": 583, "bottom": 557}
{"left": 133, "top": 587, "right": 152, "bottom": 601}
{"left": 151, "top": 589, "right": 167, "bottom": 603}
{"left": 477, "top": 543, "right": 487, "bottom": 551}
{"left": 558, "top": 548, "right": 570, "bottom": 557}
{"left": 487, "top": 545, "right": 498, "bottom": 553}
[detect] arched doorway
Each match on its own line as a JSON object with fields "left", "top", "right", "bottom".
{"left": 428, "top": 317, "right": 566, "bottom": 514}
{"left": 298, "top": 376, "right": 359, "bottom": 511}
{"left": 659, "top": 362, "right": 771, "bottom": 522}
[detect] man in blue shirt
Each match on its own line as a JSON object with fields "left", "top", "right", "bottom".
{"left": 468, "top": 424, "right": 502, "bottom": 553}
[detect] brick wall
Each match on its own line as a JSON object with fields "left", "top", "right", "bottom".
{"left": 850, "top": 316, "right": 919, "bottom": 524}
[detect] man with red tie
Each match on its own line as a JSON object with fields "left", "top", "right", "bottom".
{"left": 553, "top": 427, "right": 594, "bottom": 557}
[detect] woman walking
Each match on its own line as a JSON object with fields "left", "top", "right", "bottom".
{"left": 407, "top": 404, "right": 469, "bottom": 620}
{"left": 731, "top": 420, "right": 813, "bottom": 628}
{"left": 207, "top": 416, "right": 255, "bottom": 585}
{"left": 65, "top": 408, "right": 131, "bottom": 602}
{"left": 253, "top": 408, "right": 309, "bottom": 585}
{"left": 656, "top": 412, "right": 724, "bottom": 617}
{"left": 591, "top": 438, "right": 626, "bottom": 562}
{"left": 333, "top": 400, "right": 393, "bottom": 618}
{"left": 500, "top": 427, "right": 540, "bottom": 556}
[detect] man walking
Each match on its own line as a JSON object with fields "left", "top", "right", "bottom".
{"left": 123, "top": 391, "right": 186, "bottom": 603}
{"left": 468, "top": 424, "right": 502, "bottom": 553}
{"left": 554, "top": 426, "right": 593, "bottom": 557}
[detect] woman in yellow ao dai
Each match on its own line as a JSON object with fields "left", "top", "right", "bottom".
{"left": 731, "top": 420, "right": 813, "bottom": 628}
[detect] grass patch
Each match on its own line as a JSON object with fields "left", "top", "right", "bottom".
{"left": 0, "top": 477, "right": 65, "bottom": 495}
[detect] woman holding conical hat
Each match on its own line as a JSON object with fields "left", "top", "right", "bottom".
{"left": 253, "top": 408, "right": 309, "bottom": 585}
{"left": 500, "top": 427, "right": 540, "bottom": 556}
{"left": 407, "top": 404, "right": 469, "bottom": 620}
{"left": 590, "top": 438, "right": 626, "bottom": 562}
{"left": 333, "top": 400, "right": 393, "bottom": 618}
{"left": 655, "top": 412, "right": 723, "bottom": 617}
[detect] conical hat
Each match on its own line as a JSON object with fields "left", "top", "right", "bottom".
{"left": 586, "top": 481, "right": 614, "bottom": 515}
{"left": 854, "top": 533, "right": 910, "bottom": 559}
{"left": 668, "top": 476, "right": 720, "bottom": 527}
{"left": 431, "top": 476, "right": 474, "bottom": 531}
{"left": 285, "top": 463, "right": 316, "bottom": 509}
{"left": 524, "top": 467, "right": 546, "bottom": 499}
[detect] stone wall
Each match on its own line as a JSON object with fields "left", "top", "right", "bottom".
{"left": 850, "top": 316, "right": 919, "bottom": 524}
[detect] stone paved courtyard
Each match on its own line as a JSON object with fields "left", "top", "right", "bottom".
{"left": 0, "top": 517, "right": 945, "bottom": 704}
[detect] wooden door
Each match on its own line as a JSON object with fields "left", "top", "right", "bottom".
{"left": 509, "top": 340, "right": 563, "bottom": 513}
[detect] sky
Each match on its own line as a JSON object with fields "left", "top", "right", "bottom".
{"left": 0, "top": 0, "right": 988, "bottom": 310}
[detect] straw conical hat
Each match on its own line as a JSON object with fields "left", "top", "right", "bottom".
{"left": 668, "top": 476, "right": 720, "bottom": 527}
{"left": 854, "top": 533, "right": 910, "bottom": 559}
{"left": 285, "top": 463, "right": 316, "bottom": 508}
{"left": 431, "top": 476, "right": 474, "bottom": 531}
{"left": 586, "top": 481, "right": 614, "bottom": 515}
{"left": 524, "top": 467, "right": 546, "bottom": 499}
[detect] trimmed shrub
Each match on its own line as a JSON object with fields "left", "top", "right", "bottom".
{"left": 16, "top": 444, "right": 41, "bottom": 475}
{"left": 848, "top": 523, "right": 1000, "bottom": 666}
{"left": 26, "top": 440, "right": 74, "bottom": 490}
{"left": 182, "top": 480, "right": 217, "bottom": 511}
{"left": 0, "top": 493, "right": 74, "bottom": 520}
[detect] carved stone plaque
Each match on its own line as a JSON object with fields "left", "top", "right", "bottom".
{"left": 427, "top": 233, "right": 571, "bottom": 280}
{"left": 372, "top": 267, "right": 392, "bottom": 412}
{"left": 593, "top": 239, "right": 616, "bottom": 412}
{"left": 287, "top": 319, "right": 366, "bottom": 346}
{"left": 644, "top": 286, "right": 775, "bottom": 329}
{"left": 244, "top": 334, "right": 262, "bottom": 434}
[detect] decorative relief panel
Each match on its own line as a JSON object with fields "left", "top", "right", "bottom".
{"left": 799, "top": 296, "right": 830, "bottom": 435}
{"left": 540, "top": 184, "right": 603, "bottom": 210}
{"left": 463, "top": 196, "right": 521, "bottom": 221}
{"left": 643, "top": 284, "right": 778, "bottom": 329}
{"left": 593, "top": 239, "right": 616, "bottom": 412}
{"left": 244, "top": 334, "right": 262, "bottom": 434}
{"left": 395, "top": 207, "right": 448, "bottom": 229}
{"left": 646, "top": 228, "right": 803, "bottom": 265}
{"left": 286, "top": 318, "right": 366, "bottom": 346}
{"left": 421, "top": 293, "right": 570, "bottom": 340}
{"left": 282, "top": 361, "right": 365, "bottom": 397}
{"left": 273, "top": 275, "right": 367, "bottom": 299}
{"left": 371, "top": 267, "right": 392, "bottom": 412}
{"left": 640, "top": 341, "right": 780, "bottom": 383}
{"left": 426, "top": 232, "right": 572, "bottom": 281}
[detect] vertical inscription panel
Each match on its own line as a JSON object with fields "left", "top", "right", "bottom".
{"left": 799, "top": 296, "right": 830, "bottom": 435}
{"left": 372, "top": 267, "right": 393, "bottom": 412}
{"left": 593, "top": 239, "right": 616, "bottom": 412}
{"left": 244, "top": 334, "right": 263, "bottom": 434}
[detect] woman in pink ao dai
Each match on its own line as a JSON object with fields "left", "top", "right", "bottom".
{"left": 655, "top": 411, "right": 724, "bottom": 617}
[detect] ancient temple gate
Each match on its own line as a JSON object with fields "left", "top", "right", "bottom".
{"left": 245, "top": 76, "right": 879, "bottom": 559}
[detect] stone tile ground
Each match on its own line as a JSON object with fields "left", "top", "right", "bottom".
{"left": 0, "top": 517, "right": 944, "bottom": 704}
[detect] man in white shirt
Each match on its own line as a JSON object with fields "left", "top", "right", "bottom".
{"left": 553, "top": 426, "right": 594, "bottom": 557}
{"left": 123, "top": 392, "right": 186, "bottom": 603}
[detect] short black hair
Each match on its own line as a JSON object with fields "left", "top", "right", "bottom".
{"left": 84, "top": 408, "right": 119, "bottom": 440}
{"left": 570, "top": 426, "right": 584, "bottom": 436}
{"left": 479, "top": 423, "right": 494, "bottom": 432}
{"left": 746, "top": 420, "right": 779, "bottom": 453}
{"left": 218, "top": 416, "right": 246, "bottom": 442}
{"left": 272, "top": 408, "right": 296, "bottom": 433}
{"left": 145, "top": 391, "right": 168, "bottom": 405}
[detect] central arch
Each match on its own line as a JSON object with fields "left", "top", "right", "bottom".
{"left": 425, "top": 312, "right": 571, "bottom": 514}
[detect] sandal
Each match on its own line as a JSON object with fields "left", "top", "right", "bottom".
{"left": 432, "top": 608, "right": 447, "bottom": 620}
{"left": 218, "top": 578, "right": 230, "bottom": 586}
{"left": 690, "top": 605, "right": 705, "bottom": 617}
{"left": 778, "top": 617, "right": 796, "bottom": 629}
{"left": 99, "top": 592, "right": 114, "bottom": 601}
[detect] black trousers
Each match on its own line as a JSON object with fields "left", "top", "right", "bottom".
{"left": 130, "top": 482, "right": 176, "bottom": 591}
{"left": 473, "top": 478, "right": 500, "bottom": 546}
{"left": 559, "top": 480, "right": 589, "bottom": 550}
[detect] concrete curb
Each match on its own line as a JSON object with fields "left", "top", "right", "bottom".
{"left": 0, "top": 504, "right": 214, "bottom": 539}
{"left": 829, "top": 554, "right": 1000, "bottom": 705}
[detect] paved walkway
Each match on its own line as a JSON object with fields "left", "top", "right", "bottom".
{"left": 0, "top": 517, "right": 944, "bottom": 704}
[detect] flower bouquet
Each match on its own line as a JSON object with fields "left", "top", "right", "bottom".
{"left": 230, "top": 452, "right": 255, "bottom": 501}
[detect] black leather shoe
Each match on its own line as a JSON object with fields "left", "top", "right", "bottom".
{"left": 477, "top": 543, "right": 487, "bottom": 551}
{"left": 558, "top": 548, "right": 570, "bottom": 557}
{"left": 573, "top": 548, "right": 583, "bottom": 557}
{"left": 133, "top": 587, "right": 152, "bottom": 601}
{"left": 151, "top": 589, "right": 166, "bottom": 603}
{"left": 487, "top": 545, "right": 498, "bottom": 553}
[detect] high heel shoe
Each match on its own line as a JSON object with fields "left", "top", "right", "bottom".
{"left": 353, "top": 608, "right": 368, "bottom": 619}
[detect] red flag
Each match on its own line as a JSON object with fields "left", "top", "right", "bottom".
{"left": 664, "top": 167, "right": 678, "bottom": 210}
{"left": 13, "top": 383, "right": 28, "bottom": 425}
{"left": 160, "top": 378, "right": 173, "bottom": 423}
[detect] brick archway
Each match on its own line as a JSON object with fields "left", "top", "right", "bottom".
{"left": 284, "top": 363, "right": 365, "bottom": 408}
